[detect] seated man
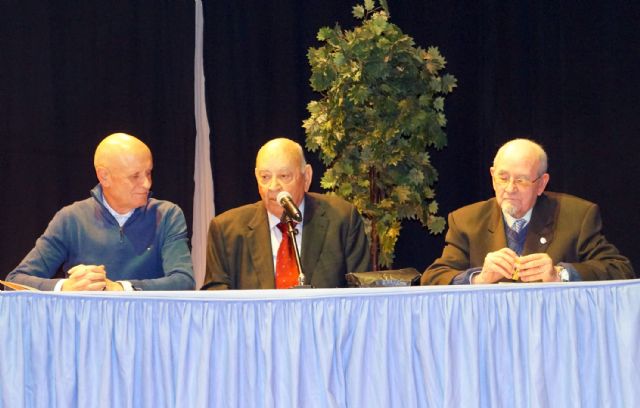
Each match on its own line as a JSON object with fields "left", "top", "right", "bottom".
{"left": 202, "top": 137, "right": 370, "bottom": 289}
{"left": 6, "top": 133, "right": 195, "bottom": 291}
{"left": 422, "top": 138, "right": 633, "bottom": 285}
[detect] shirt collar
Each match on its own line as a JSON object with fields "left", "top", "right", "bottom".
{"left": 268, "top": 197, "right": 306, "bottom": 230}
{"left": 502, "top": 207, "right": 533, "bottom": 229}
{"left": 101, "top": 192, "right": 134, "bottom": 227}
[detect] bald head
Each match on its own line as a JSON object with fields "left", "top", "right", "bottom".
{"left": 254, "top": 137, "right": 312, "bottom": 218}
{"left": 493, "top": 138, "right": 548, "bottom": 177}
{"left": 94, "top": 133, "right": 151, "bottom": 170}
{"left": 255, "top": 138, "right": 307, "bottom": 171}
{"left": 94, "top": 133, "right": 153, "bottom": 214}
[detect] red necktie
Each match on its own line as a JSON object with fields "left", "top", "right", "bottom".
{"left": 275, "top": 222, "right": 299, "bottom": 289}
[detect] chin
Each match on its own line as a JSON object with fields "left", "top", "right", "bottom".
{"left": 267, "top": 205, "right": 283, "bottom": 218}
{"left": 500, "top": 202, "right": 521, "bottom": 218}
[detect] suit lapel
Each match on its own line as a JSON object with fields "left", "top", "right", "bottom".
{"left": 247, "top": 205, "right": 276, "bottom": 289}
{"left": 301, "top": 194, "right": 328, "bottom": 285}
{"left": 523, "top": 194, "right": 555, "bottom": 255}
{"left": 486, "top": 201, "right": 508, "bottom": 252}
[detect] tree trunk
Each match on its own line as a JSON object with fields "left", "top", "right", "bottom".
{"left": 369, "top": 167, "right": 379, "bottom": 271}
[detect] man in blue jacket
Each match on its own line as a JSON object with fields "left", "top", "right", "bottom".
{"left": 6, "top": 133, "right": 195, "bottom": 291}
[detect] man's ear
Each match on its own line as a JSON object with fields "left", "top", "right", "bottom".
{"left": 537, "top": 173, "right": 550, "bottom": 196}
{"left": 303, "top": 164, "right": 313, "bottom": 192}
{"left": 96, "top": 166, "right": 110, "bottom": 187}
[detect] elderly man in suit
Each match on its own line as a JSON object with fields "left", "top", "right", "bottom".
{"left": 202, "top": 137, "right": 370, "bottom": 289}
{"left": 422, "top": 138, "right": 633, "bottom": 285}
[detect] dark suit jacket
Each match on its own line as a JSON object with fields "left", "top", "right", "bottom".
{"left": 422, "top": 192, "right": 634, "bottom": 284}
{"left": 202, "top": 192, "right": 371, "bottom": 289}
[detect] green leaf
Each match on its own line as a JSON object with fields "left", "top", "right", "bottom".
{"left": 317, "top": 27, "right": 334, "bottom": 42}
{"left": 408, "top": 168, "right": 424, "bottom": 185}
{"left": 433, "top": 97, "right": 444, "bottom": 111}
{"left": 352, "top": 5, "right": 365, "bottom": 19}
{"left": 364, "top": 0, "right": 375, "bottom": 12}
{"left": 321, "top": 169, "right": 337, "bottom": 189}
{"left": 378, "top": 198, "right": 395, "bottom": 209}
{"left": 371, "top": 12, "right": 388, "bottom": 35}
{"left": 339, "top": 182, "right": 353, "bottom": 196}
{"left": 393, "top": 185, "right": 411, "bottom": 203}
{"left": 427, "top": 215, "right": 446, "bottom": 234}
{"left": 441, "top": 74, "right": 458, "bottom": 93}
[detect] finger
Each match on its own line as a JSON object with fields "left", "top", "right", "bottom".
{"left": 493, "top": 253, "right": 516, "bottom": 266}
{"left": 519, "top": 253, "right": 551, "bottom": 266}
{"left": 80, "top": 265, "right": 106, "bottom": 275}
{"left": 89, "top": 265, "right": 106, "bottom": 273}
{"left": 492, "top": 252, "right": 517, "bottom": 270}
{"left": 519, "top": 264, "right": 551, "bottom": 281}
{"left": 500, "top": 247, "right": 520, "bottom": 258}
{"left": 519, "top": 259, "right": 552, "bottom": 276}
{"left": 85, "top": 281, "right": 107, "bottom": 291}
{"left": 489, "top": 258, "right": 515, "bottom": 278}
{"left": 75, "top": 274, "right": 107, "bottom": 286}
{"left": 67, "top": 264, "right": 87, "bottom": 277}
{"left": 518, "top": 267, "right": 542, "bottom": 279}
{"left": 63, "top": 279, "right": 105, "bottom": 291}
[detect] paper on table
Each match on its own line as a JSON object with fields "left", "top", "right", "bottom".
{"left": 0, "top": 280, "right": 39, "bottom": 291}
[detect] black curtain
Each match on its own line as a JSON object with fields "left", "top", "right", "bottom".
{"left": 1, "top": 0, "right": 638, "bottom": 278}
{"left": 204, "top": 0, "right": 640, "bottom": 273}
{"left": 0, "top": 1, "right": 195, "bottom": 276}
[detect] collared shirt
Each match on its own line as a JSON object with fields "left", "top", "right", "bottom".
{"left": 101, "top": 194, "right": 134, "bottom": 227}
{"left": 502, "top": 207, "right": 533, "bottom": 230}
{"left": 101, "top": 194, "right": 135, "bottom": 290}
{"left": 268, "top": 199, "right": 305, "bottom": 274}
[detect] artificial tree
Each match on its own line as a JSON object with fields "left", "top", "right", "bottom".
{"left": 304, "top": 0, "right": 456, "bottom": 269}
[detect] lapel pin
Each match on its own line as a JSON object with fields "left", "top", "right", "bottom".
{"left": 539, "top": 237, "right": 547, "bottom": 244}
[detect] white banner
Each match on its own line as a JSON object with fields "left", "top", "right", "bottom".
{"left": 192, "top": 0, "right": 214, "bottom": 289}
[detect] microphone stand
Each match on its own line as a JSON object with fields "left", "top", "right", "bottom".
{"left": 282, "top": 214, "right": 309, "bottom": 288}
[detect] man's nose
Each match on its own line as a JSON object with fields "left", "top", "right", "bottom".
{"left": 267, "top": 178, "right": 281, "bottom": 190}
{"left": 143, "top": 175, "right": 152, "bottom": 190}
{"left": 504, "top": 179, "right": 518, "bottom": 192}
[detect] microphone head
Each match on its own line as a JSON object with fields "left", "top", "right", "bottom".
{"left": 276, "top": 191, "right": 302, "bottom": 222}
{"left": 276, "top": 191, "right": 293, "bottom": 205}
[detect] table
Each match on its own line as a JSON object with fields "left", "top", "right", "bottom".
{"left": 1, "top": 280, "right": 639, "bottom": 407}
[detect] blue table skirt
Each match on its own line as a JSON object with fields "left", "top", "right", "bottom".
{"left": 1, "top": 281, "right": 639, "bottom": 407}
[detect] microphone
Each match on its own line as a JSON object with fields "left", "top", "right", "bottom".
{"left": 277, "top": 191, "right": 302, "bottom": 222}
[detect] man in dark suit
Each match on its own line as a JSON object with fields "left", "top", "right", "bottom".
{"left": 422, "top": 138, "right": 633, "bottom": 285}
{"left": 202, "top": 138, "right": 370, "bottom": 289}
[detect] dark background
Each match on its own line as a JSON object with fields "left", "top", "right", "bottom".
{"left": 1, "top": 0, "right": 638, "bottom": 279}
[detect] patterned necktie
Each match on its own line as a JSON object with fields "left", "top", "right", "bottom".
{"left": 512, "top": 219, "right": 526, "bottom": 233}
{"left": 506, "top": 218, "right": 527, "bottom": 255}
{"left": 275, "top": 222, "right": 299, "bottom": 289}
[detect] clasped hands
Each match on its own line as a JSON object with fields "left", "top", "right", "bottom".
{"left": 61, "top": 264, "right": 124, "bottom": 291}
{"left": 472, "top": 248, "right": 560, "bottom": 284}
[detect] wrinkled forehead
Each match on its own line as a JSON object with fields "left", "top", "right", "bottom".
{"left": 110, "top": 150, "right": 153, "bottom": 174}
{"left": 494, "top": 150, "right": 541, "bottom": 175}
{"left": 256, "top": 146, "right": 303, "bottom": 172}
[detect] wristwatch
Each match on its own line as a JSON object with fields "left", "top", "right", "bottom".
{"left": 555, "top": 265, "right": 570, "bottom": 282}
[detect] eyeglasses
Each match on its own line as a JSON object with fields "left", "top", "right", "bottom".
{"left": 493, "top": 174, "right": 542, "bottom": 188}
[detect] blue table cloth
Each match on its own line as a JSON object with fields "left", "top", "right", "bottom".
{"left": 1, "top": 280, "right": 639, "bottom": 407}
